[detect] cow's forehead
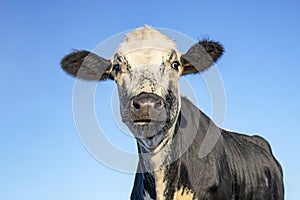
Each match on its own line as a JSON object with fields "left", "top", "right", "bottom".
{"left": 116, "top": 27, "right": 178, "bottom": 55}
{"left": 120, "top": 49, "right": 180, "bottom": 67}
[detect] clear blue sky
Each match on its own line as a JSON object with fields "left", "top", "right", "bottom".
{"left": 1, "top": 0, "right": 299, "bottom": 199}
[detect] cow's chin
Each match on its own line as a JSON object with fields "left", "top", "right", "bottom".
{"left": 128, "top": 120, "right": 169, "bottom": 151}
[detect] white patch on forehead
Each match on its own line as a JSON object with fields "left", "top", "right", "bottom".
{"left": 124, "top": 49, "right": 172, "bottom": 67}
{"left": 117, "top": 26, "right": 177, "bottom": 54}
{"left": 116, "top": 27, "right": 180, "bottom": 67}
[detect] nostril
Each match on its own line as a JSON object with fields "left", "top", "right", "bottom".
{"left": 132, "top": 101, "right": 140, "bottom": 109}
{"left": 131, "top": 93, "right": 165, "bottom": 111}
{"left": 154, "top": 99, "right": 164, "bottom": 109}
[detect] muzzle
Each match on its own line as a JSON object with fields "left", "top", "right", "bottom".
{"left": 129, "top": 92, "right": 165, "bottom": 124}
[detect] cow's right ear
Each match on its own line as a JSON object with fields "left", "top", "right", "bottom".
{"left": 61, "top": 50, "right": 112, "bottom": 81}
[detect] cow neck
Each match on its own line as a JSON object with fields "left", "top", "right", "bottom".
{"left": 137, "top": 111, "right": 181, "bottom": 172}
{"left": 136, "top": 114, "right": 183, "bottom": 199}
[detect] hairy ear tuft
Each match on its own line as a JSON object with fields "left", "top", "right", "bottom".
{"left": 198, "top": 39, "right": 224, "bottom": 62}
{"left": 181, "top": 40, "right": 224, "bottom": 75}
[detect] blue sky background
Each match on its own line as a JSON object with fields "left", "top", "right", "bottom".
{"left": 1, "top": 0, "right": 299, "bottom": 199}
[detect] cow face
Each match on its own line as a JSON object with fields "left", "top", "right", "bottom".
{"left": 61, "top": 27, "right": 223, "bottom": 151}
{"left": 111, "top": 49, "right": 183, "bottom": 150}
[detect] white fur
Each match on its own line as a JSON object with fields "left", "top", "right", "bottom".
{"left": 117, "top": 26, "right": 177, "bottom": 54}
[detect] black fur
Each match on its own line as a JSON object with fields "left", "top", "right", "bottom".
{"left": 61, "top": 50, "right": 112, "bottom": 81}
{"left": 198, "top": 39, "right": 224, "bottom": 62}
{"left": 131, "top": 97, "right": 284, "bottom": 200}
{"left": 181, "top": 40, "right": 224, "bottom": 75}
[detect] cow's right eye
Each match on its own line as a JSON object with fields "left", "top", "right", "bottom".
{"left": 112, "top": 64, "right": 121, "bottom": 74}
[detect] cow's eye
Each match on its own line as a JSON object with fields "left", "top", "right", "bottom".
{"left": 171, "top": 61, "right": 180, "bottom": 71}
{"left": 112, "top": 64, "right": 121, "bottom": 74}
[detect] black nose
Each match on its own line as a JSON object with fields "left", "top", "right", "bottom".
{"left": 130, "top": 93, "right": 164, "bottom": 123}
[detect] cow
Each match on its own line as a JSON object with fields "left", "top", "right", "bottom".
{"left": 61, "top": 26, "right": 284, "bottom": 200}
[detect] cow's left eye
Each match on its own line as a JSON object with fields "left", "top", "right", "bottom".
{"left": 171, "top": 61, "right": 180, "bottom": 71}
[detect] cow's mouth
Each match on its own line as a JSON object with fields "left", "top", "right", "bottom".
{"left": 133, "top": 118, "right": 166, "bottom": 126}
{"left": 133, "top": 119, "right": 153, "bottom": 124}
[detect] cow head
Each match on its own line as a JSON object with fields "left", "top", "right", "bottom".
{"left": 61, "top": 27, "right": 223, "bottom": 152}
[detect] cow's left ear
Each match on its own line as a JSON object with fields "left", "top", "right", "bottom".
{"left": 181, "top": 40, "right": 224, "bottom": 75}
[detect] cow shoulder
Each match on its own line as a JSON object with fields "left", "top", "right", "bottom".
{"left": 238, "top": 134, "right": 272, "bottom": 154}
{"left": 247, "top": 135, "right": 272, "bottom": 153}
